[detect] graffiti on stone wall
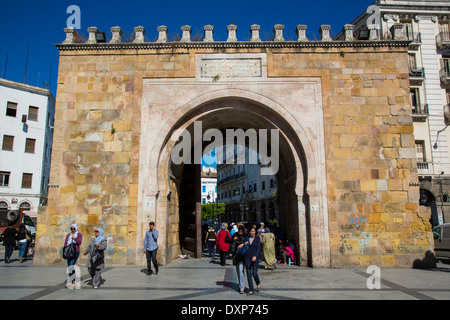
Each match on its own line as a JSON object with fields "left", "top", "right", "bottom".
{"left": 339, "top": 217, "right": 378, "bottom": 255}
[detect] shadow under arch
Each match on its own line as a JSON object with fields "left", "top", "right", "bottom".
{"left": 140, "top": 88, "right": 328, "bottom": 267}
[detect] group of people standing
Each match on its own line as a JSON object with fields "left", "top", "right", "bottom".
{"left": 63, "top": 224, "right": 107, "bottom": 289}
{"left": 205, "top": 222, "right": 282, "bottom": 295}
{"left": 63, "top": 221, "right": 159, "bottom": 289}
{"left": 1, "top": 222, "right": 33, "bottom": 263}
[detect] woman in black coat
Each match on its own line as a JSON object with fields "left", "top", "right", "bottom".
{"left": 244, "top": 227, "right": 261, "bottom": 295}
{"left": 1, "top": 222, "right": 17, "bottom": 263}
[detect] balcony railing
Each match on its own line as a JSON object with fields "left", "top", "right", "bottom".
{"left": 440, "top": 67, "right": 450, "bottom": 86}
{"left": 412, "top": 104, "right": 429, "bottom": 122}
{"left": 436, "top": 32, "right": 450, "bottom": 50}
{"left": 417, "top": 162, "right": 433, "bottom": 176}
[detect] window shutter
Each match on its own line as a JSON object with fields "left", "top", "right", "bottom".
{"left": 25, "top": 138, "right": 36, "bottom": 153}
{"left": 2, "top": 135, "right": 14, "bottom": 151}
{"left": 22, "top": 173, "right": 33, "bottom": 189}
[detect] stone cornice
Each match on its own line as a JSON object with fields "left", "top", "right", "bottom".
{"left": 56, "top": 40, "right": 411, "bottom": 51}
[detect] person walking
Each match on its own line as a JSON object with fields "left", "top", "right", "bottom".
{"left": 245, "top": 227, "right": 261, "bottom": 295}
{"left": 143, "top": 221, "right": 159, "bottom": 277}
{"left": 64, "top": 224, "right": 82, "bottom": 286}
{"left": 17, "top": 223, "right": 31, "bottom": 263}
{"left": 205, "top": 225, "right": 217, "bottom": 261}
{"left": 1, "top": 222, "right": 17, "bottom": 263}
{"left": 216, "top": 223, "right": 231, "bottom": 266}
{"left": 262, "top": 231, "right": 276, "bottom": 270}
{"left": 231, "top": 225, "right": 247, "bottom": 294}
{"left": 84, "top": 227, "right": 107, "bottom": 289}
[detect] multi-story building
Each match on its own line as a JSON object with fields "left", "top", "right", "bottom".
{"left": 217, "top": 145, "right": 278, "bottom": 225}
{"left": 336, "top": 0, "right": 450, "bottom": 225}
{"left": 0, "top": 78, "right": 55, "bottom": 219}
{"left": 201, "top": 165, "right": 217, "bottom": 204}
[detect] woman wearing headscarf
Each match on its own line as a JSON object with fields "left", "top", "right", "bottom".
{"left": 231, "top": 225, "right": 247, "bottom": 294}
{"left": 64, "top": 224, "right": 82, "bottom": 286}
{"left": 83, "top": 227, "right": 107, "bottom": 289}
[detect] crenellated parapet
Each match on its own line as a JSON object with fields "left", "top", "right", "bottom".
{"left": 58, "top": 22, "right": 412, "bottom": 50}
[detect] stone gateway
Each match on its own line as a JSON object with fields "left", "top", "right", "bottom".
{"left": 34, "top": 23, "right": 433, "bottom": 268}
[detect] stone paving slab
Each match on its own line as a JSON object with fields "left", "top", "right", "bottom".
{"left": 0, "top": 251, "right": 449, "bottom": 301}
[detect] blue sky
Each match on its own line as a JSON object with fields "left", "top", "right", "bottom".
{"left": 0, "top": 0, "right": 374, "bottom": 98}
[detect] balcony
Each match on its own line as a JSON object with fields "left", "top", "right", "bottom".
{"left": 407, "top": 32, "right": 422, "bottom": 50}
{"left": 436, "top": 32, "right": 450, "bottom": 50}
{"left": 440, "top": 68, "right": 450, "bottom": 86}
{"left": 409, "top": 67, "right": 425, "bottom": 85}
{"left": 417, "top": 162, "right": 433, "bottom": 176}
{"left": 412, "top": 104, "right": 429, "bottom": 122}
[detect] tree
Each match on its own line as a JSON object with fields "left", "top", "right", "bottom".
{"left": 201, "top": 202, "right": 225, "bottom": 220}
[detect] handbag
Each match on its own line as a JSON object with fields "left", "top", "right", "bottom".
{"left": 63, "top": 243, "right": 76, "bottom": 260}
{"left": 90, "top": 248, "right": 104, "bottom": 265}
{"left": 237, "top": 244, "right": 249, "bottom": 256}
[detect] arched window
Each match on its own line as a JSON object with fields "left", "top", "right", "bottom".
{"left": 19, "top": 202, "right": 31, "bottom": 211}
{"left": 0, "top": 201, "right": 8, "bottom": 209}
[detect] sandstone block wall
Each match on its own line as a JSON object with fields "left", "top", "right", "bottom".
{"left": 34, "top": 39, "right": 433, "bottom": 267}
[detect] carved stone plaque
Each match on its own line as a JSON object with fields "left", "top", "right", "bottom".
{"left": 196, "top": 53, "right": 267, "bottom": 79}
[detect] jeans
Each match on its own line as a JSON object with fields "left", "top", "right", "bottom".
{"left": 18, "top": 241, "right": 27, "bottom": 259}
{"left": 235, "top": 262, "right": 245, "bottom": 292}
{"left": 246, "top": 263, "right": 260, "bottom": 292}
{"left": 4, "top": 244, "right": 14, "bottom": 261}
{"left": 207, "top": 241, "right": 215, "bottom": 258}
{"left": 146, "top": 249, "right": 158, "bottom": 274}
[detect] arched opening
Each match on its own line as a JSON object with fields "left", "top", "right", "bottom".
{"left": 420, "top": 188, "right": 439, "bottom": 228}
{"left": 159, "top": 97, "right": 313, "bottom": 266}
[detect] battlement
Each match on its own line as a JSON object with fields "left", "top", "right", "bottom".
{"left": 57, "top": 23, "right": 411, "bottom": 50}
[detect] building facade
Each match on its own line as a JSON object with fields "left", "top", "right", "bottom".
{"left": 217, "top": 145, "right": 278, "bottom": 225}
{"left": 34, "top": 21, "right": 434, "bottom": 268}
{"left": 336, "top": 0, "right": 450, "bottom": 226}
{"left": 201, "top": 166, "right": 217, "bottom": 204}
{"left": 0, "top": 78, "right": 55, "bottom": 219}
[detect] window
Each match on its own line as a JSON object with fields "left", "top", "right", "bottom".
{"left": 270, "top": 179, "right": 275, "bottom": 188}
{"left": 415, "top": 141, "right": 425, "bottom": 163}
{"left": 202, "top": 186, "right": 206, "bottom": 193}
{"left": 443, "top": 57, "right": 450, "bottom": 75}
{"left": 0, "top": 201, "right": 7, "bottom": 208}
{"left": 254, "top": 183, "right": 257, "bottom": 192}
{"left": 410, "top": 88, "right": 420, "bottom": 114}
{"left": 439, "top": 21, "right": 449, "bottom": 40}
{"left": 28, "top": 106, "right": 39, "bottom": 121}
{"left": 2, "top": 135, "right": 14, "bottom": 151}
{"left": 408, "top": 53, "right": 417, "bottom": 70}
{"left": 0, "top": 172, "right": 10, "bottom": 187}
{"left": 202, "top": 198, "right": 206, "bottom": 204}
{"left": 401, "top": 20, "right": 413, "bottom": 40}
{"left": 22, "top": 173, "right": 33, "bottom": 189}
{"left": 25, "top": 138, "right": 36, "bottom": 153}
{"left": 6, "top": 102, "right": 17, "bottom": 117}
{"left": 262, "top": 181, "right": 265, "bottom": 190}
{"left": 19, "top": 202, "right": 31, "bottom": 211}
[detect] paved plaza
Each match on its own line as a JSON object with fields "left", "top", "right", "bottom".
{"left": 0, "top": 246, "right": 449, "bottom": 301}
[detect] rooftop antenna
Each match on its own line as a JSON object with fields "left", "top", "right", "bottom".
{"left": 24, "top": 42, "right": 30, "bottom": 84}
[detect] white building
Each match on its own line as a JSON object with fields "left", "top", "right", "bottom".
{"left": 201, "top": 166, "right": 217, "bottom": 204}
{"left": 217, "top": 145, "right": 278, "bottom": 224}
{"left": 336, "top": 0, "right": 450, "bottom": 224}
{"left": 0, "top": 78, "right": 55, "bottom": 218}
